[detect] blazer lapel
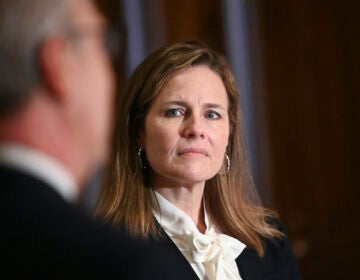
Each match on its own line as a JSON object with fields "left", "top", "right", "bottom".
{"left": 151, "top": 224, "right": 199, "bottom": 279}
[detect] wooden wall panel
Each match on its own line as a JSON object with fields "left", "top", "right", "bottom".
{"left": 255, "top": 0, "right": 359, "bottom": 278}
{"left": 162, "top": 0, "right": 225, "bottom": 52}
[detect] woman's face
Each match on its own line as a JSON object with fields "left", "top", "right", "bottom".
{"left": 141, "top": 66, "right": 230, "bottom": 187}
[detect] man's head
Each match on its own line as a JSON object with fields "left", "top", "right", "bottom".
{"left": 0, "top": 0, "right": 115, "bottom": 187}
{"left": 0, "top": 0, "right": 71, "bottom": 114}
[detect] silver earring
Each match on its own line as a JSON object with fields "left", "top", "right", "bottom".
{"left": 138, "top": 147, "right": 147, "bottom": 169}
{"left": 226, "top": 154, "right": 231, "bottom": 172}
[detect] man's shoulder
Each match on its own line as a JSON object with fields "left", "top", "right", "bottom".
{"left": 0, "top": 165, "right": 199, "bottom": 279}
{"left": 0, "top": 165, "right": 136, "bottom": 278}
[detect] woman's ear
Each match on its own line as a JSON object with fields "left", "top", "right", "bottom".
{"left": 136, "top": 131, "right": 144, "bottom": 148}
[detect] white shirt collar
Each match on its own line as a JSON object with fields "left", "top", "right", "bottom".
{"left": 0, "top": 143, "right": 78, "bottom": 202}
{"left": 152, "top": 191, "right": 246, "bottom": 280}
{"left": 152, "top": 190, "right": 212, "bottom": 235}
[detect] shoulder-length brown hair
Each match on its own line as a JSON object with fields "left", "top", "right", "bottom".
{"left": 95, "top": 40, "right": 282, "bottom": 256}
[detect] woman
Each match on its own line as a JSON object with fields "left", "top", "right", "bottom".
{"left": 95, "top": 41, "right": 301, "bottom": 280}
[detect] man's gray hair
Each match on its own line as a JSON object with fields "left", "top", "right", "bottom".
{"left": 0, "top": 0, "right": 71, "bottom": 115}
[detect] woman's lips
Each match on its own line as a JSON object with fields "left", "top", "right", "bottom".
{"left": 178, "top": 148, "right": 208, "bottom": 156}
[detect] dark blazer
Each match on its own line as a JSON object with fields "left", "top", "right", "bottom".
{"left": 0, "top": 165, "right": 198, "bottom": 280}
{"left": 146, "top": 215, "right": 302, "bottom": 280}
{"left": 236, "top": 219, "right": 302, "bottom": 280}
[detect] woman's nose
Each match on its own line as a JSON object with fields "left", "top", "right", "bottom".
{"left": 181, "top": 115, "right": 205, "bottom": 139}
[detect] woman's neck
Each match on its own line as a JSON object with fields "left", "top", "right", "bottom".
{"left": 154, "top": 182, "right": 206, "bottom": 233}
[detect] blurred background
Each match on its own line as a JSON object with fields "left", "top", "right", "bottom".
{"left": 84, "top": 0, "right": 359, "bottom": 278}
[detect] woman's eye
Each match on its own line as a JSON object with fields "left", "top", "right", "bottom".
{"left": 165, "top": 108, "right": 182, "bottom": 117}
{"left": 206, "top": 111, "right": 220, "bottom": 119}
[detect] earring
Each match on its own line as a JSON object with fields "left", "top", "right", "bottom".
{"left": 225, "top": 154, "right": 231, "bottom": 172}
{"left": 138, "top": 147, "right": 147, "bottom": 170}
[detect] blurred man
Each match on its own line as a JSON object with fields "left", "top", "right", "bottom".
{"left": 0, "top": 0, "right": 197, "bottom": 279}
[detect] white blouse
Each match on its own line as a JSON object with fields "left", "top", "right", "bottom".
{"left": 152, "top": 191, "right": 246, "bottom": 280}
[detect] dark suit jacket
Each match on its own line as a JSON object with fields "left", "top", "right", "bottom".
{"left": 0, "top": 165, "right": 198, "bottom": 279}
{"left": 145, "top": 214, "right": 302, "bottom": 280}
{"left": 235, "top": 219, "right": 302, "bottom": 280}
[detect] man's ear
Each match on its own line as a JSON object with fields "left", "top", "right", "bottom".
{"left": 38, "top": 35, "right": 69, "bottom": 103}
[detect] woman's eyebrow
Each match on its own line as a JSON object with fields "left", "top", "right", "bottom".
{"left": 161, "top": 101, "right": 226, "bottom": 110}
{"left": 203, "top": 103, "right": 227, "bottom": 111}
{"left": 160, "top": 101, "right": 187, "bottom": 107}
